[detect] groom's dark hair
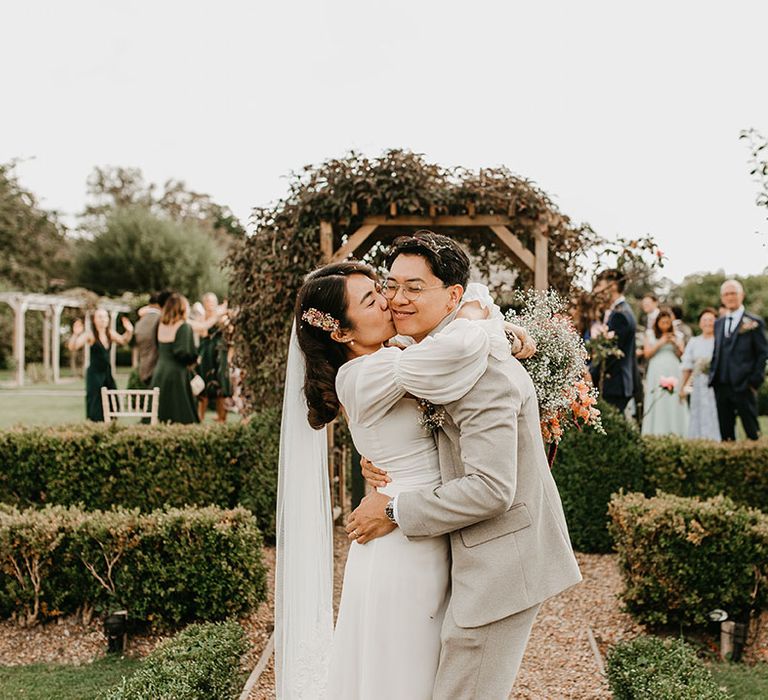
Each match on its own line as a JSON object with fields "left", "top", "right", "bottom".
{"left": 386, "top": 230, "right": 470, "bottom": 288}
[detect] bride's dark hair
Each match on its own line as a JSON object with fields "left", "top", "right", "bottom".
{"left": 295, "top": 261, "right": 378, "bottom": 429}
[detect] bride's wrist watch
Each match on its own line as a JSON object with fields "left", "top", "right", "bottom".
{"left": 384, "top": 499, "right": 397, "bottom": 525}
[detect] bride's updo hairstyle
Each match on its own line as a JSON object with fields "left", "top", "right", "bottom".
{"left": 295, "top": 261, "right": 378, "bottom": 429}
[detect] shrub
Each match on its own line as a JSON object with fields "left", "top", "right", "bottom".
{"left": 0, "top": 505, "right": 267, "bottom": 627}
{"left": 608, "top": 492, "right": 768, "bottom": 627}
{"left": 643, "top": 436, "right": 768, "bottom": 512}
{"left": 606, "top": 636, "right": 731, "bottom": 700}
{"left": 103, "top": 620, "right": 248, "bottom": 700}
{"left": 0, "top": 412, "right": 279, "bottom": 541}
{"left": 551, "top": 401, "right": 645, "bottom": 552}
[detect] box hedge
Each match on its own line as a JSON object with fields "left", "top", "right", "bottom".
{"left": 0, "top": 504, "right": 267, "bottom": 627}
{"left": 606, "top": 635, "right": 731, "bottom": 700}
{"left": 103, "top": 620, "right": 248, "bottom": 700}
{"left": 553, "top": 403, "right": 768, "bottom": 552}
{"left": 0, "top": 411, "right": 279, "bottom": 541}
{"left": 608, "top": 492, "right": 768, "bottom": 627}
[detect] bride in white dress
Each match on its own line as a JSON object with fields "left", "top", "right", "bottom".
{"left": 277, "top": 261, "right": 510, "bottom": 699}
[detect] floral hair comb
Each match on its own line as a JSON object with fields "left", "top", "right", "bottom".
{"left": 302, "top": 308, "right": 340, "bottom": 332}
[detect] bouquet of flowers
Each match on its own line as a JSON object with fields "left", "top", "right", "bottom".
{"left": 506, "top": 290, "right": 604, "bottom": 464}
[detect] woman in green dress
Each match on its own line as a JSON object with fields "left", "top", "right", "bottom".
{"left": 151, "top": 293, "right": 200, "bottom": 424}
{"left": 196, "top": 292, "right": 231, "bottom": 423}
{"left": 69, "top": 309, "right": 134, "bottom": 421}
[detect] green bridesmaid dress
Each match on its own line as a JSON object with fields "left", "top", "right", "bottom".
{"left": 151, "top": 322, "right": 200, "bottom": 424}
{"left": 86, "top": 340, "right": 117, "bottom": 421}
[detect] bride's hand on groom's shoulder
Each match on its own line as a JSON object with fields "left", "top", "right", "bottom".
{"left": 361, "top": 457, "right": 390, "bottom": 489}
{"left": 505, "top": 322, "right": 537, "bottom": 359}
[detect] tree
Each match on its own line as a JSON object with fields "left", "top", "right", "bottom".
{"left": 74, "top": 207, "right": 227, "bottom": 299}
{"left": 670, "top": 271, "right": 768, "bottom": 325}
{"left": 740, "top": 128, "right": 768, "bottom": 228}
{"left": 0, "top": 161, "right": 72, "bottom": 291}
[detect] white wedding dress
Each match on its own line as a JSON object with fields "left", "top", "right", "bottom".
{"left": 326, "top": 305, "right": 509, "bottom": 698}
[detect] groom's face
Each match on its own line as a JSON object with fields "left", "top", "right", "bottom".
{"left": 387, "top": 254, "right": 463, "bottom": 342}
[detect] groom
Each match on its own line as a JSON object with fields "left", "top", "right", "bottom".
{"left": 345, "top": 231, "right": 582, "bottom": 699}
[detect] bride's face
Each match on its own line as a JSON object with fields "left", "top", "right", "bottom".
{"left": 342, "top": 274, "right": 396, "bottom": 348}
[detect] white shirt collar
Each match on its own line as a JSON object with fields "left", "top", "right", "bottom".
{"left": 727, "top": 306, "right": 745, "bottom": 323}
{"left": 610, "top": 296, "right": 626, "bottom": 311}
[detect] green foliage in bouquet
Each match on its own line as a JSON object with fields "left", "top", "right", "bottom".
{"left": 0, "top": 414, "right": 280, "bottom": 540}
{"left": 103, "top": 620, "right": 248, "bottom": 700}
{"left": 607, "top": 636, "right": 731, "bottom": 700}
{"left": 608, "top": 492, "right": 768, "bottom": 627}
{"left": 0, "top": 505, "right": 266, "bottom": 627}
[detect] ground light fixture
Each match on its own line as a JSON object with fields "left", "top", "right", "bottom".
{"left": 104, "top": 610, "right": 128, "bottom": 653}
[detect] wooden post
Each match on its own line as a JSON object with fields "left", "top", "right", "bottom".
{"left": 42, "top": 308, "right": 52, "bottom": 379}
{"left": 51, "top": 304, "right": 63, "bottom": 384}
{"left": 84, "top": 313, "right": 92, "bottom": 370}
{"left": 534, "top": 227, "right": 549, "bottom": 290}
{"left": 11, "top": 298, "right": 27, "bottom": 386}
{"left": 319, "top": 221, "right": 334, "bottom": 263}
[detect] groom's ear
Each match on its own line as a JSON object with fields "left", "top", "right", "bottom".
{"left": 446, "top": 284, "right": 464, "bottom": 311}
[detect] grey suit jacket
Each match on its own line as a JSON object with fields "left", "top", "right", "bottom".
{"left": 134, "top": 311, "right": 161, "bottom": 385}
{"left": 397, "top": 353, "right": 582, "bottom": 628}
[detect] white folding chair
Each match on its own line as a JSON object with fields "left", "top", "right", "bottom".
{"left": 101, "top": 387, "right": 160, "bottom": 425}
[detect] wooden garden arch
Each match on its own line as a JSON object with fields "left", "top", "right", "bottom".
{"left": 318, "top": 212, "right": 549, "bottom": 289}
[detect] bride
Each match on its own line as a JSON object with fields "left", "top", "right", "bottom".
{"left": 277, "top": 260, "right": 516, "bottom": 699}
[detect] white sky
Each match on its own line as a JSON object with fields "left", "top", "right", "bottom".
{"left": 2, "top": 0, "right": 767, "bottom": 283}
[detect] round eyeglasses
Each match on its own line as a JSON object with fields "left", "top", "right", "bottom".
{"left": 381, "top": 280, "right": 447, "bottom": 301}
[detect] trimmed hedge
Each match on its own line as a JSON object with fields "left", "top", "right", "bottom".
{"left": 104, "top": 620, "right": 248, "bottom": 700}
{"left": 606, "top": 636, "right": 731, "bottom": 700}
{"left": 608, "top": 492, "right": 768, "bottom": 627}
{"left": 643, "top": 436, "right": 768, "bottom": 512}
{"left": 552, "top": 401, "right": 646, "bottom": 552}
{"left": 0, "top": 505, "right": 267, "bottom": 627}
{"left": 0, "top": 412, "right": 279, "bottom": 541}
{"left": 553, "top": 404, "right": 768, "bottom": 552}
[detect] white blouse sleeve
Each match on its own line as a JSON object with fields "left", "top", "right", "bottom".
{"left": 336, "top": 319, "right": 510, "bottom": 427}
{"left": 460, "top": 283, "right": 504, "bottom": 320}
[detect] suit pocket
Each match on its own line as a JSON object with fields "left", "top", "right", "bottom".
{"left": 460, "top": 503, "right": 532, "bottom": 548}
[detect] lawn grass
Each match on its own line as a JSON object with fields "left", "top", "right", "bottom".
{"left": 0, "top": 655, "right": 141, "bottom": 700}
{"left": 710, "top": 662, "right": 768, "bottom": 699}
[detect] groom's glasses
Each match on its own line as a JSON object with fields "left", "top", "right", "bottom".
{"left": 381, "top": 280, "right": 447, "bottom": 301}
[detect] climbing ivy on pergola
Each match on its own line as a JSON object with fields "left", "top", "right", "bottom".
{"left": 229, "top": 150, "right": 596, "bottom": 411}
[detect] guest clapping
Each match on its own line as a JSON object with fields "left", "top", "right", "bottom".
{"left": 68, "top": 309, "right": 133, "bottom": 421}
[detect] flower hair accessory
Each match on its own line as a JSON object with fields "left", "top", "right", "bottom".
{"left": 302, "top": 308, "right": 340, "bottom": 333}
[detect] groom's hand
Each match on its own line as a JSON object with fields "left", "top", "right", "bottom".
{"left": 361, "top": 457, "right": 391, "bottom": 489}
{"left": 345, "top": 492, "right": 395, "bottom": 544}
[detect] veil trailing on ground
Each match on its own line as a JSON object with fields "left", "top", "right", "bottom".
{"left": 275, "top": 323, "right": 334, "bottom": 699}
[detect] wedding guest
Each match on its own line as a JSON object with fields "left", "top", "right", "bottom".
{"left": 680, "top": 308, "right": 720, "bottom": 440}
{"left": 151, "top": 293, "right": 200, "bottom": 424}
{"left": 590, "top": 269, "right": 637, "bottom": 412}
{"left": 641, "top": 293, "right": 660, "bottom": 331}
{"left": 133, "top": 290, "right": 171, "bottom": 388}
{"left": 672, "top": 305, "right": 693, "bottom": 344}
{"left": 709, "top": 279, "right": 768, "bottom": 441}
{"left": 69, "top": 309, "right": 133, "bottom": 421}
{"left": 641, "top": 308, "right": 688, "bottom": 436}
{"left": 197, "top": 292, "right": 231, "bottom": 422}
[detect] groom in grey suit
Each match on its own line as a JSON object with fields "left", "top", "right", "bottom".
{"left": 346, "top": 231, "right": 582, "bottom": 699}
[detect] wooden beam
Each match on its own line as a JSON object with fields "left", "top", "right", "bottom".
{"left": 11, "top": 298, "right": 27, "bottom": 386}
{"left": 360, "top": 215, "right": 513, "bottom": 227}
{"left": 535, "top": 228, "right": 549, "bottom": 290}
{"left": 51, "top": 304, "right": 63, "bottom": 384}
{"left": 330, "top": 224, "right": 379, "bottom": 262}
{"left": 319, "top": 221, "right": 334, "bottom": 263}
{"left": 490, "top": 225, "right": 536, "bottom": 271}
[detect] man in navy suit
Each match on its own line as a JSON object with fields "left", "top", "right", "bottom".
{"left": 591, "top": 269, "right": 637, "bottom": 413}
{"left": 709, "top": 279, "right": 768, "bottom": 441}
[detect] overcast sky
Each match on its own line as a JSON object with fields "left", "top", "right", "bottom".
{"left": 2, "top": 0, "right": 767, "bottom": 283}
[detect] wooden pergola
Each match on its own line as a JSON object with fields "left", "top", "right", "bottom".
{"left": 319, "top": 213, "right": 549, "bottom": 289}
{"left": 0, "top": 292, "right": 131, "bottom": 386}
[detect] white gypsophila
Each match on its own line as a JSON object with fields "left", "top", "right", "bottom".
{"left": 505, "top": 290, "right": 590, "bottom": 422}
